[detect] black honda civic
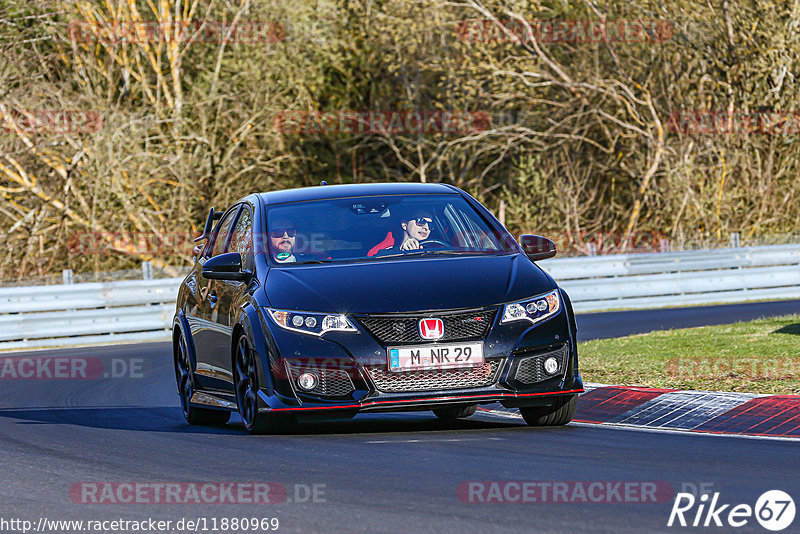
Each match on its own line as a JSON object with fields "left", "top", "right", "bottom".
{"left": 173, "top": 182, "right": 583, "bottom": 433}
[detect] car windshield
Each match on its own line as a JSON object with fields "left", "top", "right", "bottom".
{"left": 265, "top": 194, "right": 516, "bottom": 265}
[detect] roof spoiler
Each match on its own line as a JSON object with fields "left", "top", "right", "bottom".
{"left": 194, "top": 207, "right": 223, "bottom": 243}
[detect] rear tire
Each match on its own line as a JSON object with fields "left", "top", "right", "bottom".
{"left": 175, "top": 331, "right": 231, "bottom": 426}
{"left": 433, "top": 404, "right": 477, "bottom": 421}
{"left": 519, "top": 395, "right": 577, "bottom": 426}
{"left": 233, "top": 334, "right": 295, "bottom": 435}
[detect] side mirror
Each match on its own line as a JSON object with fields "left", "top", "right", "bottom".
{"left": 520, "top": 235, "right": 557, "bottom": 261}
{"left": 203, "top": 252, "right": 251, "bottom": 281}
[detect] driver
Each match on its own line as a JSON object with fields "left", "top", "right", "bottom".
{"left": 398, "top": 210, "right": 435, "bottom": 250}
{"left": 370, "top": 208, "right": 443, "bottom": 256}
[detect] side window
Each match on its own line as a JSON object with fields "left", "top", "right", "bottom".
{"left": 208, "top": 208, "right": 238, "bottom": 257}
{"left": 444, "top": 203, "right": 498, "bottom": 250}
{"left": 229, "top": 208, "right": 253, "bottom": 265}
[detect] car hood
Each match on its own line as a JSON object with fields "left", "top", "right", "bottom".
{"left": 264, "top": 253, "right": 556, "bottom": 313}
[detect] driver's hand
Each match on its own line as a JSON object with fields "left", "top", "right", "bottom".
{"left": 400, "top": 238, "right": 421, "bottom": 250}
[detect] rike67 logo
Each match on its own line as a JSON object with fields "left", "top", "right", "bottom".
{"left": 668, "top": 490, "right": 795, "bottom": 531}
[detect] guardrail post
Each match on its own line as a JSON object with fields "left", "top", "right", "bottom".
{"left": 586, "top": 242, "right": 597, "bottom": 256}
{"left": 659, "top": 239, "right": 671, "bottom": 253}
{"left": 730, "top": 232, "right": 741, "bottom": 248}
{"left": 62, "top": 269, "right": 73, "bottom": 284}
{"left": 142, "top": 261, "right": 153, "bottom": 280}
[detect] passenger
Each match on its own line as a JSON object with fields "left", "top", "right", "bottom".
{"left": 269, "top": 218, "right": 298, "bottom": 263}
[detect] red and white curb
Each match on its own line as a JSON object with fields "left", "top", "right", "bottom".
{"left": 477, "top": 384, "right": 800, "bottom": 440}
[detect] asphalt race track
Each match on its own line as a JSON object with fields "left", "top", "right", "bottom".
{"left": 0, "top": 303, "right": 798, "bottom": 533}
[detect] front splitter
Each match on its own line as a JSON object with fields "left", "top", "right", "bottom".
{"left": 257, "top": 388, "right": 584, "bottom": 413}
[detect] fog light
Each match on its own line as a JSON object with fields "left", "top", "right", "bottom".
{"left": 297, "top": 372, "right": 318, "bottom": 391}
{"left": 543, "top": 357, "right": 559, "bottom": 375}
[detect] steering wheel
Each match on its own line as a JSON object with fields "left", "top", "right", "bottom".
{"left": 419, "top": 239, "right": 450, "bottom": 249}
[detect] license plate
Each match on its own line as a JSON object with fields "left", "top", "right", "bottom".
{"left": 387, "top": 342, "right": 484, "bottom": 372}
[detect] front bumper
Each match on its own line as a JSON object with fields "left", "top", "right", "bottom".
{"left": 258, "top": 300, "right": 583, "bottom": 414}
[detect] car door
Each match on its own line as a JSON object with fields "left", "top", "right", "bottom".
{"left": 194, "top": 205, "right": 240, "bottom": 390}
{"left": 206, "top": 204, "right": 255, "bottom": 391}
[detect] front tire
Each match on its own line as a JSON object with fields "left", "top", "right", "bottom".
{"left": 175, "top": 331, "right": 231, "bottom": 426}
{"left": 233, "top": 334, "right": 295, "bottom": 435}
{"left": 519, "top": 395, "right": 577, "bottom": 426}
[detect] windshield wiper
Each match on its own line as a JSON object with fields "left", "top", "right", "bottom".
{"left": 293, "top": 258, "right": 338, "bottom": 264}
{"left": 295, "top": 250, "right": 503, "bottom": 264}
{"left": 376, "top": 250, "right": 489, "bottom": 260}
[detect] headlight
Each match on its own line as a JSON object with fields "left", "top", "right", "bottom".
{"left": 267, "top": 308, "right": 359, "bottom": 336}
{"left": 500, "top": 290, "right": 561, "bottom": 325}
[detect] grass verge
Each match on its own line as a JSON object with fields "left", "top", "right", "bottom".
{"left": 578, "top": 314, "right": 800, "bottom": 395}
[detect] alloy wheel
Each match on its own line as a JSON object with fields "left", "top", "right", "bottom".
{"left": 235, "top": 335, "right": 259, "bottom": 429}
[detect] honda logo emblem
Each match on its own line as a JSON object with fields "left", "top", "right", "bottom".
{"left": 419, "top": 318, "right": 444, "bottom": 340}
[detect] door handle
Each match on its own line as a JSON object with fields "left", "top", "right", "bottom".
{"left": 208, "top": 290, "right": 218, "bottom": 306}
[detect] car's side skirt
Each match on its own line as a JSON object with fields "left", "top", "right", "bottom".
{"left": 190, "top": 391, "right": 237, "bottom": 410}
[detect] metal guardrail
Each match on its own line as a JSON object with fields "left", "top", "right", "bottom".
{"left": 540, "top": 243, "right": 800, "bottom": 312}
{"left": 0, "top": 276, "right": 181, "bottom": 350}
{"left": 2, "top": 244, "right": 799, "bottom": 350}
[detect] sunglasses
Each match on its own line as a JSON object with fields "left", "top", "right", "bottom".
{"left": 270, "top": 227, "right": 296, "bottom": 238}
{"left": 410, "top": 217, "right": 434, "bottom": 230}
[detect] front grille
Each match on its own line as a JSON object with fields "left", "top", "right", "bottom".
{"left": 286, "top": 362, "right": 356, "bottom": 397}
{"left": 366, "top": 359, "right": 504, "bottom": 393}
{"left": 357, "top": 308, "right": 497, "bottom": 344}
{"left": 514, "top": 345, "right": 568, "bottom": 385}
